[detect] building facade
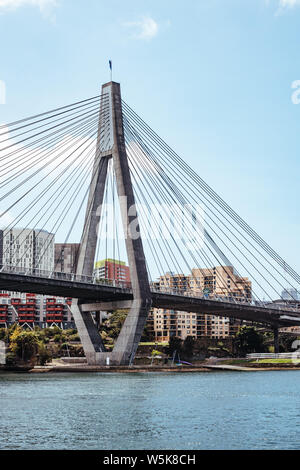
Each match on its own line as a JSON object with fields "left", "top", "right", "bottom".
{"left": 0, "top": 228, "right": 55, "bottom": 273}
{"left": 0, "top": 232, "right": 76, "bottom": 329}
{"left": 152, "top": 266, "right": 252, "bottom": 342}
{"left": 54, "top": 243, "right": 80, "bottom": 274}
{"left": 0, "top": 292, "right": 74, "bottom": 329}
{"left": 94, "top": 259, "right": 131, "bottom": 287}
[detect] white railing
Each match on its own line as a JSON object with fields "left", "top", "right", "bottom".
{"left": 247, "top": 353, "right": 300, "bottom": 360}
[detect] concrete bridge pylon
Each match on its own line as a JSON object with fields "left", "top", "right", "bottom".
{"left": 71, "top": 82, "right": 152, "bottom": 366}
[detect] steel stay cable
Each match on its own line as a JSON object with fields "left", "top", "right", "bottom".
{"left": 126, "top": 121, "right": 294, "bottom": 301}
{"left": 6, "top": 156, "right": 94, "bottom": 273}
{"left": 127, "top": 147, "right": 193, "bottom": 279}
{"left": 124, "top": 121, "right": 276, "bottom": 302}
{"left": 129, "top": 172, "right": 172, "bottom": 282}
{"left": 7, "top": 131, "right": 99, "bottom": 267}
{"left": 33, "top": 156, "right": 96, "bottom": 270}
{"left": 0, "top": 101, "right": 109, "bottom": 165}
{"left": 73, "top": 155, "right": 113, "bottom": 276}
{"left": 0, "top": 107, "right": 107, "bottom": 178}
{"left": 125, "top": 131, "right": 189, "bottom": 276}
{"left": 0, "top": 101, "right": 109, "bottom": 153}
{"left": 0, "top": 113, "right": 100, "bottom": 195}
{"left": 29, "top": 133, "right": 106, "bottom": 267}
{"left": 0, "top": 111, "right": 100, "bottom": 179}
{"left": 2, "top": 140, "right": 96, "bottom": 261}
{"left": 122, "top": 101, "right": 300, "bottom": 288}
{"left": 127, "top": 159, "right": 172, "bottom": 277}
{"left": 90, "top": 158, "right": 110, "bottom": 278}
{"left": 126, "top": 137, "right": 186, "bottom": 276}
{"left": 124, "top": 120, "right": 241, "bottom": 293}
{"left": 0, "top": 120, "right": 98, "bottom": 236}
{"left": 123, "top": 108, "right": 298, "bottom": 298}
{"left": 0, "top": 116, "right": 100, "bottom": 265}
{"left": 0, "top": 98, "right": 104, "bottom": 143}
{"left": 0, "top": 122, "right": 100, "bottom": 220}
{"left": 58, "top": 155, "right": 110, "bottom": 274}
{"left": 125, "top": 126, "right": 226, "bottom": 286}
{"left": 127, "top": 138, "right": 254, "bottom": 302}
{"left": 0, "top": 93, "right": 104, "bottom": 130}
{"left": 134, "top": 148, "right": 267, "bottom": 303}
{"left": 124, "top": 123, "right": 254, "bottom": 301}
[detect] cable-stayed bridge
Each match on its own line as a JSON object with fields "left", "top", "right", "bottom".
{"left": 0, "top": 81, "right": 300, "bottom": 365}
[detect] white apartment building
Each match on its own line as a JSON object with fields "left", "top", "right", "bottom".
{"left": 0, "top": 228, "right": 55, "bottom": 273}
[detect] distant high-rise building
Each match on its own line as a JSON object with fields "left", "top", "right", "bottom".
{"left": 281, "top": 288, "right": 300, "bottom": 301}
{"left": 94, "top": 259, "right": 131, "bottom": 286}
{"left": 0, "top": 233, "right": 80, "bottom": 329}
{"left": 0, "top": 228, "right": 55, "bottom": 273}
{"left": 54, "top": 243, "right": 80, "bottom": 274}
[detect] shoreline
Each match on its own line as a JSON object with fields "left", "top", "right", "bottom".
{"left": 3, "top": 363, "right": 300, "bottom": 374}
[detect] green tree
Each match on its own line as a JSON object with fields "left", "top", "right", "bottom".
{"left": 278, "top": 333, "right": 299, "bottom": 353}
{"left": 10, "top": 330, "right": 40, "bottom": 363}
{"left": 166, "top": 336, "right": 183, "bottom": 357}
{"left": 234, "top": 326, "right": 266, "bottom": 356}
{"left": 38, "top": 343, "right": 52, "bottom": 366}
{"left": 141, "top": 321, "right": 155, "bottom": 343}
{"left": 182, "top": 336, "right": 195, "bottom": 359}
{"left": 100, "top": 310, "right": 128, "bottom": 340}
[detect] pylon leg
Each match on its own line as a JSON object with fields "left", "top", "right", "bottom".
{"left": 108, "top": 82, "right": 151, "bottom": 365}
{"left": 111, "top": 299, "right": 151, "bottom": 365}
{"left": 71, "top": 301, "right": 105, "bottom": 364}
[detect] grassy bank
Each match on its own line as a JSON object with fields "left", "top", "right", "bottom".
{"left": 219, "top": 358, "right": 300, "bottom": 368}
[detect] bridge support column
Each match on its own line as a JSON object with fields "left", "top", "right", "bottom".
{"left": 107, "top": 82, "right": 151, "bottom": 365}
{"left": 71, "top": 300, "right": 105, "bottom": 364}
{"left": 70, "top": 95, "right": 111, "bottom": 361}
{"left": 274, "top": 326, "right": 279, "bottom": 354}
{"left": 73, "top": 81, "right": 151, "bottom": 366}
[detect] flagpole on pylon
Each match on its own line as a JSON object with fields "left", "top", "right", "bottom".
{"left": 109, "top": 60, "right": 112, "bottom": 81}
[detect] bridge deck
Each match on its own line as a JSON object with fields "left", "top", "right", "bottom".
{"left": 151, "top": 292, "right": 300, "bottom": 327}
{"left": 0, "top": 272, "right": 133, "bottom": 302}
{"left": 0, "top": 272, "right": 299, "bottom": 328}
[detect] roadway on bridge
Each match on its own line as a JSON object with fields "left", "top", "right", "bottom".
{"left": 0, "top": 271, "right": 299, "bottom": 328}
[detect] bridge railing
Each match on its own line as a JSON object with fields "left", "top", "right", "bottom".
{"left": 0, "top": 265, "right": 132, "bottom": 291}
{"left": 1, "top": 265, "right": 300, "bottom": 315}
{"left": 150, "top": 287, "right": 300, "bottom": 314}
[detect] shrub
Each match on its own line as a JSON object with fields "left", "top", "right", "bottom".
{"left": 53, "top": 334, "right": 62, "bottom": 343}
{"left": 151, "top": 349, "right": 162, "bottom": 357}
{"left": 38, "top": 344, "right": 52, "bottom": 366}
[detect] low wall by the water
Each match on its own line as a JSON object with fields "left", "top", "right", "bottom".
{"left": 60, "top": 358, "right": 87, "bottom": 364}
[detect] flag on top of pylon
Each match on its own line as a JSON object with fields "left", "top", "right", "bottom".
{"left": 109, "top": 60, "right": 112, "bottom": 71}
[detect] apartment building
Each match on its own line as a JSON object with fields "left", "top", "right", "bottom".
{"left": 190, "top": 266, "right": 252, "bottom": 301}
{"left": 94, "top": 259, "right": 131, "bottom": 287}
{"left": 0, "top": 233, "right": 78, "bottom": 329}
{"left": 0, "top": 228, "right": 55, "bottom": 273}
{"left": 158, "top": 272, "right": 189, "bottom": 293}
{"left": 0, "top": 292, "right": 74, "bottom": 329}
{"left": 152, "top": 266, "right": 252, "bottom": 342}
{"left": 153, "top": 308, "right": 197, "bottom": 342}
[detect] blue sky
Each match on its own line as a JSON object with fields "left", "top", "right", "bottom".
{"left": 0, "top": 0, "right": 300, "bottom": 275}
